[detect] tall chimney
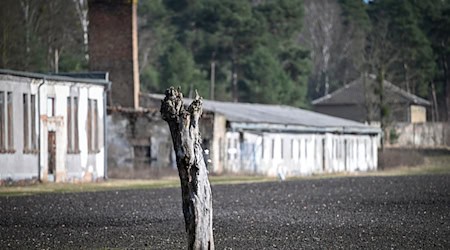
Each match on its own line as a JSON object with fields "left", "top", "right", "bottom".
{"left": 88, "top": 0, "right": 140, "bottom": 109}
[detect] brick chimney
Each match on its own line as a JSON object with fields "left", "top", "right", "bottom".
{"left": 88, "top": 0, "right": 140, "bottom": 109}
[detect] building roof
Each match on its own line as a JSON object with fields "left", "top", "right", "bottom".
{"left": 0, "top": 69, "right": 110, "bottom": 86}
{"left": 144, "top": 93, "right": 380, "bottom": 135}
{"left": 312, "top": 74, "right": 431, "bottom": 106}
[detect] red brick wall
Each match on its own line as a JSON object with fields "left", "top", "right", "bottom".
{"left": 88, "top": 0, "right": 139, "bottom": 108}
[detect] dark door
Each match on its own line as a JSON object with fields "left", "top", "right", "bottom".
{"left": 48, "top": 131, "right": 56, "bottom": 179}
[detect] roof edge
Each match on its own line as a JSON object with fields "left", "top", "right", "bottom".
{"left": 0, "top": 68, "right": 110, "bottom": 86}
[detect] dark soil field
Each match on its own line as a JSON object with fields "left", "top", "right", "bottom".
{"left": 1, "top": 175, "right": 449, "bottom": 249}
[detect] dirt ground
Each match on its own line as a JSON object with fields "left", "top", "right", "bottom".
{"left": 0, "top": 174, "right": 449, "bottom": 249}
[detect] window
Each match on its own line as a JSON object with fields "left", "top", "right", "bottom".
{"left": 21, "top": 93, "right": 37, "bottom": 153}
{"left": 67, "top": 97, "right": 71, "bottom": 151}
{"left": 47, "top": 97, "right": 55, "bottom": 117}
{"left": 304, "top": 139, "right": 308, "bottom": 159}
{"left": 23, "top": 94, "right": 29, "bottom": 151}
{"left": 291, "top": 139, "right": 294, "bottom": 159}
{"left": 134, "top": 145, "right": 151, "bottom": 163}
{"left": 271, "top": 139, "right": 275, "bottom": 159}
{"left": 234, "top": 138, "right": 238, "bottom": 160}
{"left": 0, "top": 91, "right": 15, "bottom": 152}
{"left": 219, "top": 138, "right": 223, "bottom": 161}
{"left": 280, "top": 138, "right": 284, "bottom": 159}
{"left": 30, "top": 94, "right": 37, "bottom": 150}
{"left": 0, "top": 91, "right": 4, "bottom": 151}
{"left": 298, "top": 139, "right": 302, "bottom": 159}
{"left": 87, "top": 99, "right": 99, "bottom": 153}
{"left": 66, "top": 96, "right": 79, "bottom": 153}
{"left": 7, "top": 92, "right": 13, "bottom": 151}
{"left": 227, "top": 138, "right": 231, "bottom": 160}
{"left": 261, "top": 138, "right": 264, "bottom": 159}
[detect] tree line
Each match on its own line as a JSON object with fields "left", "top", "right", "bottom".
{"left": 1, "top": 0, "right": 449, "bottom": 120}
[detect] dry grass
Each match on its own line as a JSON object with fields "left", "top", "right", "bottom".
{"left": 1, "top": 155, "right": 449, "bottom": 197}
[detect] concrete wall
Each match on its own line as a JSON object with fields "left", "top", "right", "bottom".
{"left": 0, "top": 75, "right": 105, "bottom": 182}
{"left": 211, "top": 114, "right": 227, "bottom": 173}
{"left": 223, "top": 130, "right": 378, "bottom": 177}
{"left": 388, "top": 122, "right": 450, "bottom": 148}
{"left": 106, "top": 110, "right": 176, "bottom": 178}
{"left": 314, "top": 103, "right": 421, "bottom": 124}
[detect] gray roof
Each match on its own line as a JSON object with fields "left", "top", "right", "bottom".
{"left": 145, "top": 93, "right": 380, "bottom": 135}
{"left": 0, "top": 69, "right": 110, "bottom": 86}
{"left": 312, "top": 74, "right": 431, "bottom": 106}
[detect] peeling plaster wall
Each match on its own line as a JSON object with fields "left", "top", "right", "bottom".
{"left": 0, "top": 76, "right": 38, "bottom": 180}
{"left": 106, "top": 111, "right": 174, "bottom": 178}
{"left": 389, "top": 122, "right": 450, "bottom": 148}
{"left": 223, "top": 130, "right": 378, "bottom": 177}
{"left": 0, "top": 74, "right": 106, "bottom": 182}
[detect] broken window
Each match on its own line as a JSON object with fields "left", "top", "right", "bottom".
{"left": 134, "top": 145, "right": 151, "bottom": 163}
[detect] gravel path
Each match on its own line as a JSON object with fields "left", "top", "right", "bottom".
{"left": 1, "top": 175, "right": 449, "bottom": 249}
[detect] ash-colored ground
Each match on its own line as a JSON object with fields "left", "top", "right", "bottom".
{"left": 1, "top": 175, "right": 449, "bottom": 249}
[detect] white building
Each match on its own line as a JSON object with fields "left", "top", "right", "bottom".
{"left": 144, "top": 94, "right": 382, "bottom": 177}
{"left": 0, "top": 69, "right": 109, "bottom": 183}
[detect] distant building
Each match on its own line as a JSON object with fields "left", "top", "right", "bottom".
{"left": 312, "top": 75, "right": 431, "bottom": 124}
{"left": 0, "top": 69, "right": 109, "bottom": 183}
{"left": 142, "top": 94, "right": 381, "bottom": 177}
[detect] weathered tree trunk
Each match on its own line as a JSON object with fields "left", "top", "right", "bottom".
{"left": 160, "top": 87, "right": 214, "bottom": 250}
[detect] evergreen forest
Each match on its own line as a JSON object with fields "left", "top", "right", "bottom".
{"left": 1, "top": 0, "right": 449, "bottom": 120}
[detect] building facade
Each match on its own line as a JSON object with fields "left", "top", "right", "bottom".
{"left": 312, "top": 75, "right": 431, "bottom": 124}
{"left": 0, "top": 69, "right": 109, "bottom": 183}
{"left": 140, "top": 94, "right": 381, "bottom": 177}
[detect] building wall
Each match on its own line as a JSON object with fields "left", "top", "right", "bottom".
{"left": 314, "top": 103, "right": 423, "bottom": 124}
{"left": 389, "top": 122, "right": 450, "bottom": 147}
{"left": 0, "top": 76, "right": 38, "bottom": 180}
{"left": 222, "top": 130, "right": 378, "bottom": 177}
{"left": 211, "top": 114, "right": 227, "bottom": 173}
{"left": 0, "top": 75, "right": 105, "bottom": 182}
{"left": 106, "top": 110, "right": 175, "bottom": 178}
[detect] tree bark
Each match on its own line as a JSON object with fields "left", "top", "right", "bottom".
{"left": 160, "top": 87, "right": 214, "bottom": 250}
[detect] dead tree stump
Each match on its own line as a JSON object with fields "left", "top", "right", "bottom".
{"left": 160, "top": 87, "right": 214, "bottom": 250}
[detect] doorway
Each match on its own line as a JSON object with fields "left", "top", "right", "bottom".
{"left": 48, "top": 131, "right": 56, "bottom": 181}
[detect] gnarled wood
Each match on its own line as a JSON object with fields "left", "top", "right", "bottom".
{"left": 160, "top": 87, "right": 214, "bottom": 250}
